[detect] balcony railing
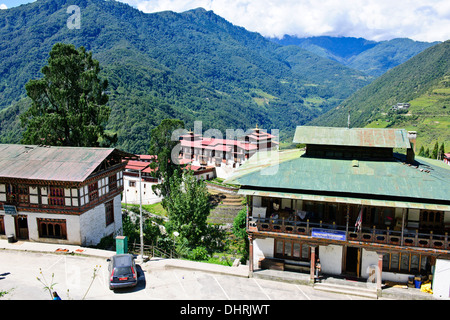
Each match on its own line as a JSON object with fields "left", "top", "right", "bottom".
{"left": 248, "top": 217, "right": 450, "bottom": 251}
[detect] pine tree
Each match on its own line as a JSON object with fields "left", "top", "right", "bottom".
{"left": 431, "top": 141, "right": 439, "bottom": 159}
{"left": 418, "top": 145, "right": 425, "bottom": 157}
{"left": 20, "top": 43, "right": 115, "bottom": 147}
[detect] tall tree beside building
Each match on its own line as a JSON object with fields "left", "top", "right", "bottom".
{"left": 148, "top": 118, "right": 185, "bottom": 201}
{"left": 164, "top": 170, "right": 210, "bottom": 248}
{"left": 20, "top": 43, "right": 115, "bottom": 147}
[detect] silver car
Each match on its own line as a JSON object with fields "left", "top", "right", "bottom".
{"left": 107, "top": 254, "right": 138, "bottom": 290}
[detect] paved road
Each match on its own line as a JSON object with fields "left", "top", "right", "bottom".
{"left": 0, "top": 250, "right": 368, "bottom": 301}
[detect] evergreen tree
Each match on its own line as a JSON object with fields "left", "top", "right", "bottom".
{"left": 418, "top": 145, "right": 425, "bottom": 157}
{"left": 438, "top": 142, "right": 445, "bottom": 160}
{"left": 20, "top": 43, "right": 115, "bottom": 147}
{"left": 431, "top": 141, "right": 439, "bottom": 159}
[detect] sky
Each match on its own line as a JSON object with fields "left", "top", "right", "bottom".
{"left": 1, "top": 0, "right": 450, "bottom": 42}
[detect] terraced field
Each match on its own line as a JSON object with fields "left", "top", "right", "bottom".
{"left": 207, "top": 186, "right": 245, "bottom": 228}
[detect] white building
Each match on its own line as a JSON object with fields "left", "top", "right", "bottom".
{"left": 0, "top": 144, "right": 133, "bottom": 246}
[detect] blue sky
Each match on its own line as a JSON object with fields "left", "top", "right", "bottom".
{"left": 2, "top": 0, "right": 450, "bottom": 42}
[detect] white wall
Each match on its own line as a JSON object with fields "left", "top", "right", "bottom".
{"left": 123, "top": 177, "right": 161, "bottom": 205}
{"left": 253, "top": 238, "right": 274, "bottom": 270}
{"left": 80, "top": 194, "right": 123, "bottom": 246}
{"left": 319, "top": 245, "right": 342, "bottom": 275}
{"left": 1, "top": 210, "right": 81, "bottom": 244}
{"left": 433, "top": 258, "right": 450, "bottom": 300}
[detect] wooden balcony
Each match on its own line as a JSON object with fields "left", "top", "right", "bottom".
{"left": 248, "top": 217, "right": 450, "bottom": 251}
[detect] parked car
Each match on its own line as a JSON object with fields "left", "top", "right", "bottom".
{"left": 107, "top": 254, "right": 138, "bottom": 290}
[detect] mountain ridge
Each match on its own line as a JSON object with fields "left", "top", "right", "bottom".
{"left": 309, "top": 40, "right": 450, "bottom": 152}
{"left": 0, "top": 0, "right": 370, "bottom": 153}
{"left": 270, "top": 35, "right": 439, "bottom": 77}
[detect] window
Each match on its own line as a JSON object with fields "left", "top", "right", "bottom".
{"left": 88, "top": 182, "right": 99, "bottom": 202}
{"left": 382, "top": 253, "right": 431, "bottom": 274}
{"left": 109, "top": 175, "right": 117, "bottom": 191}
{"left": 49, "top": 187, "right": 64, "bottom": 206}
{"left": 0, "top": 216, "right": 4, "bottom": 235}
{"left": 38, "top": 219, "right": 67, "bottom": 239}
{"left": 274, "top": 239, "right": 310, "bottom": 261}
{"left": 105, "top": 200, "right": 114, "bottom": 226}
{"left": 420, "top": 210, "right": 443, "bottom": 231}
{"left": 18, "top": 185, "right": 29, "bottom": 204}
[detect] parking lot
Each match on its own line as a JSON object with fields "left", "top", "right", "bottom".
{"left": 0, "top": 250, "right": 370, "bottom": 301}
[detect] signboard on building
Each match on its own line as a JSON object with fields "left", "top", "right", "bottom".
{"left": 311, "top": 228, "right": 346, "bottom": 241}
{"left": 3, "top": 205, "right": 17, "bottom": 215}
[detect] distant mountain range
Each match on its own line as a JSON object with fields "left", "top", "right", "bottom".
{"left": 310, "top": 40, "right": 450, "bottom": 152}
{"left": 0, "top": 0, "right": 370, "bottom": 153}
{"left": 0, "top": 0, "right": 444, "bottom": 154}
{"left": 270, "top": 36, "right": 439, "bottom": 77}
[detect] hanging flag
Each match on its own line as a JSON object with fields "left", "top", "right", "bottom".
{"left": 355, "top": 207, "right": 363, "bottom": 232}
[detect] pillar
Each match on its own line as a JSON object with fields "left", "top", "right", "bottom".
{"left": 248, "top": 234, "right": 254, "bottom": 276}
{"left": 310, "top": 246, "right": 316, "bottom": 284}
{"left": 377, "top": 253, "right": 383, "bottom": 297}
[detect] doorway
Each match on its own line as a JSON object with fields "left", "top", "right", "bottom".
{"left": 344, "top": 246, "right": 361, "bottom": 277}
{"left": 15, "top": 215, "right": 29, "bottom": 240}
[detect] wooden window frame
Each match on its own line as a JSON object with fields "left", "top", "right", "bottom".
{"left": 274, "top": 239, "right": 310, "bottom": 262}
{"left": 105, "top": 199, "right": 114, "bottom": 226}
{"left": 37, "top": 218, "right": 67, "bottom": 240}
{"left": 88, "top": 181, "right": 99, "bottom": 202}
{"left": 48, "top": 187, "right": 64, "bottom": 206}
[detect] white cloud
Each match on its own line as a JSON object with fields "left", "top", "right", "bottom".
{"left": 121, "top": 0, "right": 450, "bottom": 42}
{"left": 0, "top": 4, "right": 7, "bottom": 9}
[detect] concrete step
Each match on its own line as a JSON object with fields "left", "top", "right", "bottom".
{"left": 313, "top": 282, "right": 378, "bottom": 299}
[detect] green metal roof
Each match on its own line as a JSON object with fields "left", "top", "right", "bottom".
{"left": 226, "top": 149, "right": 450, "bottom": 207}
{"left": 293, "top": 126, "right": 411, "bottom": 149}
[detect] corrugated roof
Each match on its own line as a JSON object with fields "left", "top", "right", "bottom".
{"left": 293, "top": 126, "right": 411, "bottom": 149}
{"left": 226, "top": 149, "right": 450, "bottom": 204}
{"left": 0, "top": 144, "right": 128, "bottom": 182}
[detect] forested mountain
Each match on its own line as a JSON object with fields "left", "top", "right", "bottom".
{"left": 309, "top": 40, "right": 450, "bottom": 152}
{"left": 270, "top": 36, "right": 438, "bottom": 77}
{"left": 0, "top": 0, "right": 370, "bottom": 153}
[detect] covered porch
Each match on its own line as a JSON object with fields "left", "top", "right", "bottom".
{"left": 246, "top": 193, "right": 450, "bottom": 252}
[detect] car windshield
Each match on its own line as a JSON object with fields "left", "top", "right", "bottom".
{"left": 114, "top": 266, "right": 132, "bottom": 276}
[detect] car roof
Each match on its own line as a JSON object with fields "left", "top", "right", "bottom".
{"left": 112, "top": 254, "right": 134, "bottom": 267}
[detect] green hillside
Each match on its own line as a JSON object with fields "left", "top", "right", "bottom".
{"left": 0, "top": 0, "right": 370, "bottom": 153}
{"left": 271, "top": 36, "right": 437, "bottom": 77}
{"left": 309, "top": 40, "right": 450, "bottom": 153}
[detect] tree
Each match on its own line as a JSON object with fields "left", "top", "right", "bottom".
{"left": 20, "top": 43, "right": 116, "bottom": 147}
{"left": 418, "top": 145, "right": 425, "bottom": 157}
{"left": 233, "top": 206, "right": 249, "bottom": 264}
{"left": 438, "top": 142, "right": 445, "bottom": 160}
{"left": 148, "top": 119, "right": 185, "bottom": 201}
{"left": 164, "top": 170, "right": 210, "bottom": 248}
{"left": 431, "top": 141, "right": 439, "bottom": 159}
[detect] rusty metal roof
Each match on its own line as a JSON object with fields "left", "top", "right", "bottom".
{"left": 0, "top": 144, "right": 132, "bottom": 182}
{"left": 293, "top": 126, "right": 411, "bottom": 149}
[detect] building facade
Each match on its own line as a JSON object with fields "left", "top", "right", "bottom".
{"left": 0, "top": 144, "right": 133, "bottom": 246}
{"left": 226, "top": 126, "right": 450, "bottom": 298}
{"left": 179, "top": 126, "right": 277, "bottom": 175}
{"left": 123, "top": 155, "right": 216, "bottom": 205}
